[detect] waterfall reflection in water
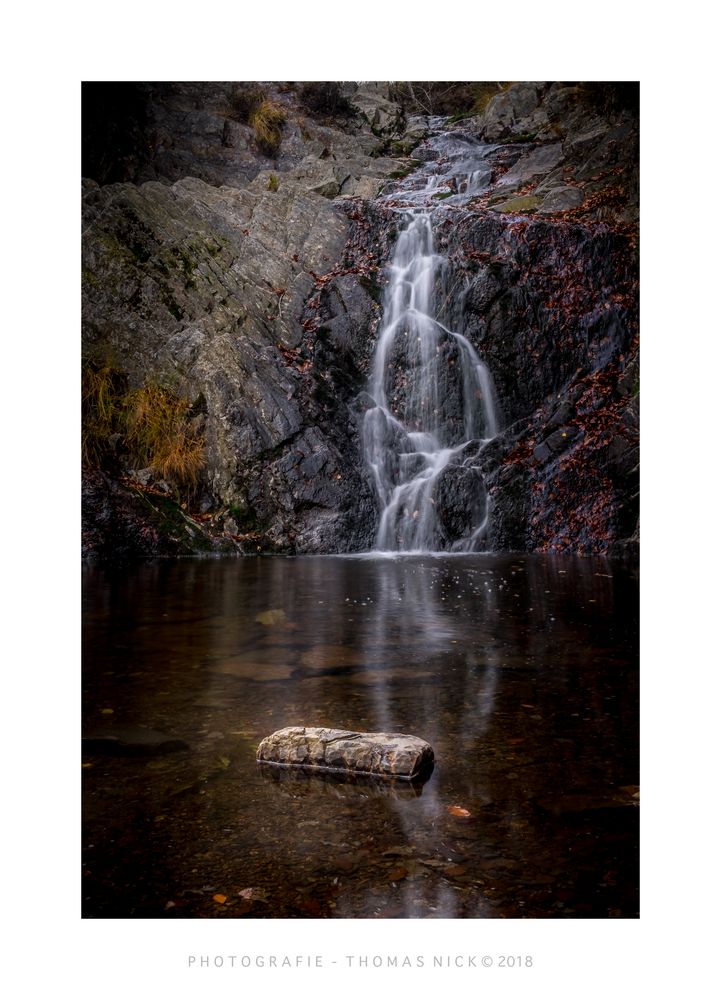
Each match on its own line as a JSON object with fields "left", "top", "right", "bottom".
{"left": 83, "top": 554, "right": 639, "bottom": 919}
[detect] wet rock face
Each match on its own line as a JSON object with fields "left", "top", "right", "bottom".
{"left": 82, "top": 82, "right": 417, "bottom": 557}
{"left": 81, "top": 469, "right": 238, "bottom": 562}
{"left": 435, "top": 465, "right": 487, "bottom": 545}
{"left": 82, "top": 81, "right": 638, "bottom": 558}
{"left": 447, "top": 216, "right": 636, "bottom": 428}
{"left": 424, "top": 85, "right": 638, "bottom": 555}
{"left": 256, "top": 727, "right": 435, "bottom": 781}
{"left": 82, "top": 173, "right": 383, "bottom": 553}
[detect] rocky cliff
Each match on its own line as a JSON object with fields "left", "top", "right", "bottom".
{"left": 82, "top": 81, "right": 638, "bottom": 561}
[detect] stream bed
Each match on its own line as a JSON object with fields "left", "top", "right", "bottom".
{"left": 82, "top": 553, "right": 638, "bottom": 918}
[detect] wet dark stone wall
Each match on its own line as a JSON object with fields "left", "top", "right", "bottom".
{"left": 82, "top": 82, "right": 638, "bottom": 560}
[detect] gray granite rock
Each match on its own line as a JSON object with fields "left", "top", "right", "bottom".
{"left": 538, "top": 185, "right": 584, "bottom": 213}
{"left": 479, "top": 82, "right": 546, "bottom": 141}
{"left": 496, "top": 142, "right": 564, "bottom": 190}
{"left": 256, "top": 727, "right": 434, "bottom": 780}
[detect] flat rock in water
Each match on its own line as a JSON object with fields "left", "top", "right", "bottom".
{"left": 256, "top": 727, "right": 434, "bottom": 781}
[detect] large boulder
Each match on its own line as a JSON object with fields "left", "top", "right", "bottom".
{"left": 478, "top": 82, "right": 547, "bottom": 141}
{"left": 494, "top": 142, "right": 565, "bottom": 192}
{"left": 538, "top": 185, "right": 584, "bottom": 213}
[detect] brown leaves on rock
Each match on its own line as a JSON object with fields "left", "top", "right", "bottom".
{"left": 297, "top": 897, "right": 323, "bottom": 917}
{"left": 307, "top": 250, "right": 377, "bottom": 292}
{"left": 529, "top": 362, "right": 638, "bottom": 553}
{"left": 277, "top": 344, "right": 313, "bottom": 375}
{"left": 502, "top": 438, "right": 535, "bottom": 466}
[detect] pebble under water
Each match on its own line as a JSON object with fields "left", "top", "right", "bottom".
{"left": 82, "top": 553, "right": 638, "bottom": 919}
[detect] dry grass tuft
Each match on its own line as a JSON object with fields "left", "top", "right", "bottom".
{"left": 471, "top": 82, "right": 511, "bottom": 115}
{"left": 228, "top": 83, "right": 267, "bottom": 123}
{"left": 124, "top": 385, "right": 205, "bottom": 488}
{"left": 249, "top": 100, "right": 287, "bottom": 156}
{"left": 82, "top": 363, "right": 127, "bottom": 467}
{"left": 82, "top": 362, "right": 205, "bottom": 490}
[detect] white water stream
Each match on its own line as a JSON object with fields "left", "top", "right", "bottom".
{"left": 363, "top": 141, "right": 500, "bottom": 553}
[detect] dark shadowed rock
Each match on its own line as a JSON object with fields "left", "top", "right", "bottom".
{"left": 82, "top": 726, "right": 190, "bottom": 756}
{"left": 257, "top": 727, "right": 434, "bottom": 781}
{"left": 81, "top": 469, "right": 238, "bottom": 562}
{"left": 536, "top": 788, "right": 639, "bottom": 816}
{"left": 435, "top": 464, "right": 487, "bottom": 544}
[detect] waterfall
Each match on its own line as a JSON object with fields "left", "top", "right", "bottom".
{"left": 363, "top": 163, "right": 499, "bottom": 553}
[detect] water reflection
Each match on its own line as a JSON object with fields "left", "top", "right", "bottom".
{"left": 82, "top": 553, "right": 638, "bottom": 918}
{"left": 259, "top": 766, "right": 429, "bottom": 800}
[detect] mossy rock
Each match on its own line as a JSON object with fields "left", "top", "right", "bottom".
{"left": 491, "top": 194, "right": 542, "bottom": 214}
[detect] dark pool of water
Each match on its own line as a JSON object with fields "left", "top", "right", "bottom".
{"left": 82, "top": 553, "right": 639, "bottom": 919}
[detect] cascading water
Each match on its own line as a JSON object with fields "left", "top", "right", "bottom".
{"left": 363, "top": 135, "right": 500, "bottom": 553}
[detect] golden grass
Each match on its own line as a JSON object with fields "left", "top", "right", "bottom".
{"left": 471, "top": 82, "right": 510, "bottom": 115}
{"left": 81, "top": 363, "right": 126, "bottom": 467}
{"left": 250, "top": 100, "right": 287, "bottom": 156}
{"left": 82, "top": 363, "right": 205, "bottom": 490}
{"left": 228, "top": 83, "right": 266, "bottom": 123}
{"left": 124, "top": 385, "right": 204, "bottom": 488}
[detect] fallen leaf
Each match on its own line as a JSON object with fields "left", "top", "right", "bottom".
{"left": 334, "top": 858, "right": 356, "bottom": 872}
{"left": 443, "top": 864, "right": 468, "bottom": 878}
{"left": 447, "top": 805, "right": 472, "bottom": 818}
{"left": 620, "top": 785, "right": 640, "bottom": 800}
{"left": 387, "top": 865, "right": 408, "bottom": 881}
{"left": 217, "top": 756, "right": 231, "bottom": 768}
{"left": 212, "top": 894, "right": 227, "bottom": 904}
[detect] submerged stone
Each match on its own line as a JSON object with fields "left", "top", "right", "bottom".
{"left": 82, "top": 726, "right": 189, "bottom": 756}
{"left": 256, "top": 726, "right": 434, "bottom": 781}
